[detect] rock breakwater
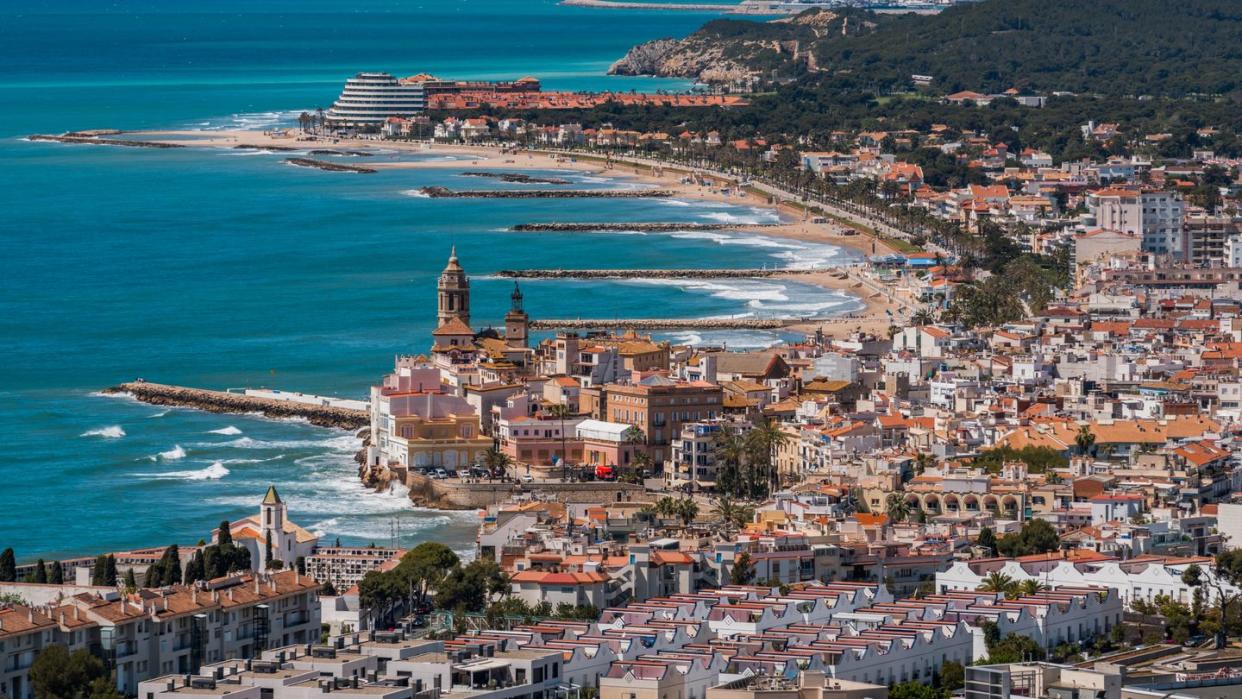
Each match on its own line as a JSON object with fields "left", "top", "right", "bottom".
{"left": 28, "top": 134, "right": 184, "bottom": 149}
{"left": 418, "top": 186, "right": 671, "bottom": 198}
{"left": 461, "top": 172, "right": 571, "bottom": 185}
{"left": 285, "top": 158, "right": 376, "bottom": 173}
{"left": 104, "top": 381, "right": 369, "bottom": 430}
{"left": 511, "top": 222, "right": 780, "bottom": 232}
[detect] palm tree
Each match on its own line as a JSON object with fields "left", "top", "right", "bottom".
{"left": 712, "top": 497, "right": 755, "bottom": 530}
{"left": 914, "top": 452, "right": 934, "bottom": 476}
{"left": 746, "top": 417, "right": 791, "bottom": 498}
{"left": 482, "top": 447, "right": 511, "bottom": 481}
{"left": 676, "top": 498, "right": 699, "bottom": 529}
{"left": 977, "top": 572, "right": 1017, "bottom": 597}
{"left": 547, "top": 404, "right": 573, "bottom": 481}
{"left": 885, "top": 493, "right": 910, "bottom": 522}
{"left": 1017, "top": 579, "right": 1048, "bottom": 597}
{"left": 911, "top": 309, "right": 936, "bottom": 326}
{"left": 1074, "top": 425, "right": 1096, "bottom": 457}
{"left": 713, "top": 426, "right": 748, "bottom": 499}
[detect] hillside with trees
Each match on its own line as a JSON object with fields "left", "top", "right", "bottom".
{"left": 611, "top": 0, "right": 1242, "bottom": 98}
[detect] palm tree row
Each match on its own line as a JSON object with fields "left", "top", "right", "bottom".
{"left": 712, "top": 417, "right": 791, "bottom": 501}
{"left": 651, "top": 496, "right": 700, "bottom": 529}
{"left": 976, "top": 571, "right": 1049, "bottom": 599}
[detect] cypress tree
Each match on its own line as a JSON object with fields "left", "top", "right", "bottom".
{"left": 33, "top": 559, "right": 47, "bottom": 584}
{"left": 143, "top": 562, "right": 162, "bottom": 588}
{"left": 49, "top": 560, "right": 63, "bottom": 585}
{"left": 0, "top": 548, "right": 18, "bottom": 582}
{"left": 123, "top": 567, "right": 137, "bottom": 591}
{"left": 104, "top": 555, "right": 118, "bottom": 586}
{"left": 264, "top": 532, "right": 274, "bottom": 569}
{"left": 91, "top": 554, "right": 108, "bottom": 586}
{"left": 217, "top": 521, "right": 233, "bottom": 546}
{"left": 161, "top": 545, "right": 182, "bottom": 586}
{"left": 202, "top": 546, "right": 221, "bottom": 580}
{"left": 184, "top": 551, "right": 205, "bottom": 584}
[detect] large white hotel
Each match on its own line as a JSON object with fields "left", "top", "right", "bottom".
{"left": 325, "top": 72, "right": 426, "bottom": 125}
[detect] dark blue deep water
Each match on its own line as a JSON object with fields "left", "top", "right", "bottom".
{"left": 0, "top": 0, "right": 859, "bottom": 561}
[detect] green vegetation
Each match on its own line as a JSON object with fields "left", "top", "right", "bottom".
{"left": 484, "top": 597, "right": 600, "bottom": 624}
{"left": 30, "top": 645, "right": 115, "bottom": 699}
{"left": 713, "top": 417, "right": 791, "bottom": 500}
{"left": 972, "top": 446, "right": 1069, "bottom": 474}
{"left": 730, "top": 551, "right": 757, "bottom": 585}
{"left": 0, "top": 548, "right": 15, "bottom": 582}
{"left": 995, "top": 519, "right": 1060, "bottom": 557}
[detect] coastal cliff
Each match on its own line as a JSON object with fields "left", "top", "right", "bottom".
{"left": 607, "top": 10, "right": 868, "bottom": 84}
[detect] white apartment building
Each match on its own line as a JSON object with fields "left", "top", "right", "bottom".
{"left": 1088, "top": 188, "right": 1185, "bottom": 259}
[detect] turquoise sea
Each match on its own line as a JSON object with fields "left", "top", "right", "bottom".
{"left": 0, "top": 0, "right": 860, "bottom": 562}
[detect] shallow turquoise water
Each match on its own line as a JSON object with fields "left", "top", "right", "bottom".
{"left": 0, "top": 0, "right": 858, "bottom": 561}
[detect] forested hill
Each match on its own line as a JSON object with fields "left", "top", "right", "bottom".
{"left": 612, "top": 0, "right": 1242, "bottom": 98}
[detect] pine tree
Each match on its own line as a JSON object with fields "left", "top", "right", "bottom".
{"left": 33, "top": 559, "right": 47, "bottom": 584}
{"left": 103, "top": 555, "right": 118, "bottom": 586}
{"left": 91, "top": 554, "right": 108, "bottom": 586}
{"left": 0, "top": 548, "right": 18, "bottom": 582}
{"left": 49, "top": 561, "right": 63, "bottom": 585}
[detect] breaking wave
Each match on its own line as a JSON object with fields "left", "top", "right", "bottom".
{"left": 82, "top": 425, "right": 125, "bottom": 439}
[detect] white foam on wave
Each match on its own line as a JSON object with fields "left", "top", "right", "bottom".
{"left": 626, "top": 277, "right": 790, "bottom": 304}
{"left": 661, "top": 199, "right": 693, "bottom": 207}
{"left": 82, "top": 425, "right": 126, "bottom": 439}
{"left": 140, "top": 462, "right": 230, "bottom": 481}
{"left": 208, "top": 426, "right": 243, "bottom": 436}
{"left": 219, "top": 455, "right": 285, "bottom": 465}
{"left": 158, "top": 445, "right": 187, "bottom": 461}
{"left": 402, "top": 189, "right": 432, "bottom": 198}
{"left": 209, "top": 435, "right": 359, "bottom": 451}
{"left": 149, "top": 410, "right": 169, "bottom": 418}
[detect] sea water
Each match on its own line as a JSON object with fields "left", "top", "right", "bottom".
{"left": 0, "top": 0, "right": 858, "bottom": 561}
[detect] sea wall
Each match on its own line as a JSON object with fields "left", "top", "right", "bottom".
{"left": 104, "top": 381, "right": 369, "bottom": 430}
{"left": 510, "top": 222, "right": 779, "bottom": 232}
{"left": 418, "top": 186, "right": 672, "bottom": 198}
{"left": 405, "top": 472, "right": 646, "bottom": 509}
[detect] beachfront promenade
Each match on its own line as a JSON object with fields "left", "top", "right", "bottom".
{"left": 495, "top": 267, "right": 854, "bottom": 279}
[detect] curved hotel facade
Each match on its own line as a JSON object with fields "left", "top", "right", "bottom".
{"left": 325, "top": 72, "right": 426, "bottom": 125}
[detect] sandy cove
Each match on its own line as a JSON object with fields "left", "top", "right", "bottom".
{"left": 125, "top": 130, "right": 909, "bottom": 331}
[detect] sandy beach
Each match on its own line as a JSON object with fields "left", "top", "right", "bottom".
{"left": 125, "top": 129, "right": 910, "bottom": 333}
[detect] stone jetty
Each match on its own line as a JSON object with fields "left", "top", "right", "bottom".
{"left": 511, "top": 222, "right": 780, "bottom": 232}
{"left": 497, "top": 268, "right": 822, "bottom": 279}
{"left": 104, "top": 381, "right": 369, "bottom": 430}
{"left": 461, "top": 172, "right": 571, "bottom": 185}
{"left": 234, "top": 144, "right": 299, "bottom": 152}
{"left": 531, "top": 318, "right": 794, "bottom": 330}
{"left": 28, "top": 134, "right": 184, "bottom": 149}
{"left": 285, "top": 158, "right": 376, "bottom": 174}
{"left": 418, "top": 186, "right": 672, "bottom": 198}
{"left": 308, "top": 149, "right": 373, "bottom": 157}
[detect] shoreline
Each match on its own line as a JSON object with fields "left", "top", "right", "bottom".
{"left": 68, "top": 129, "right": 908, "bottom": 329}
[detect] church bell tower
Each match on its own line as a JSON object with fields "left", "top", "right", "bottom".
{"left": 504, "top": 282, "right": 529, "bottom": 348}
{"left": 437, "top": 247, "right": 470, "bottom": 327}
